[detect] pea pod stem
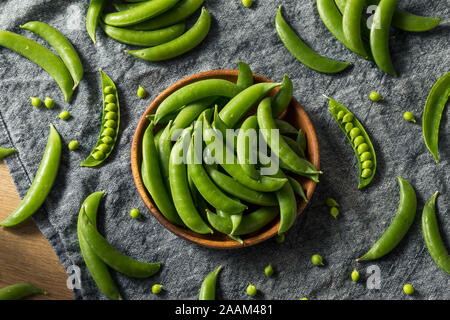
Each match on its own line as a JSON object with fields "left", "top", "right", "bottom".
{"left": 0, "top": 283, "right": 45, "bottom": 300}
{"left": 198, "top": 265, "right": 222, "bottom": 300}
{"left": 1, "top": 124, "right": 61, "bottom": 227}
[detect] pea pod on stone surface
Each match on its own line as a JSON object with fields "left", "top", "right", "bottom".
{"left": 236, "top": 61, "right": 253, "bottom": 91}
{"left": 81, "top": 69, "right": 120, "bottom": 167}
{"left": 86, "top": 0, "right": 107, "bottom": 43}
{"left": 327, "top": 97, "right": 376, "bottom": 189}
{"left": 198, "top": 265, "right": 222, "bottom": 300}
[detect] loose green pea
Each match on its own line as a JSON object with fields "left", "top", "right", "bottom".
{"left": 58, "top": 110, "right": 71, "bottom": 120}
{"left": 403, "top": 284, "right": 414, "bottom": 295}
{"left": 246, "top": 283, "right": 257, "bottom": 296}
{"left": 105, "top": 103, "right": 117, "bottom": 112}
{"left": 97, "top": 144, "right": 111, "bottom": 154}
{"left": 311, "top": 254, "right": 324, "bottom": 266}
{"left": 68, "top": 140, "right": 79, "bottom": 151}
{"left": 362, "top": 160, "right": 373, "bottom": 169}
{"left": 137, "top": 85, "right": 147, "bottom": 99}
{"left": 130, "top": 208, "right": 141, "bottom": 219}
{"left": 337, "top": 110, "right": 345, "bottom": 120}
{"left": 353, "top": 136, "right": 365, "bottom": 147}
{"left": 152, "top": 284, "right": 162, "bottom": 294}
{"left": 274, "top": 233, "right": 285, "bottom": 244}
{"left": 105, "top": 112, "right": 118, "bottom": 121}
{"left": 300, "top": 297, "right": 308, "bottom": 300}
{"left": 30, "top": 97, "right": 42, "bottom": 107}
{"left": 102, "top": 128, "right": 116, "bottom": 137}
{"left": 101, "top": 136, "right": 114, "bottom": 144}
{"left": 344, "top": 122, "right": 354, "bottom": 132}
{"left": 342, "top": 113, "right": 354, "bottom": 123}
{"left": 369, "top": 92, "right": 383, "bottom": 101}
{"left": 264, "top": 264, "right": 274, "bottom": 277}
{"left": 92, "top": 150, "right": 105, "bottom": 160}
{"left": 357, "top": 143, "right": 369, "bottom": 154}
{"left": 350, "top": 128, "right": 362, "bottom": 140}
{"left": 105, "top": 94, "right": 116, "bottom": 103}
{"left": 242, "top": 0, "right": 253, "bottom": 8}
{"left": 329, "top": 207, "right": 339, "bottom": 219}
{"left": 403, "top": 112, "right": 416, "bottom": 123}
{"left": 351, "top": 269, "right": 360, "bottom": 282}
{"left": 325, "top": 198, "right": 339, "bottom": 207}
{"left": 104, "top": 86, "right": 114, "bottom": 94}
{"left": 361, "top": 168, "right": 372, "bottom": 178}
{"left": 360, "top": 151, "right": 372, "bottom": 161}
{"left": 104, "top": 120, "right": 117, "bottom": 129}
{"left": 44, "top": 96, "right": 55, "bottom": 109}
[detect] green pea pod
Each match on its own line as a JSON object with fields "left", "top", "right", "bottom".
{"left": 272, "top": 74, "right": 293, "bottom": 118}
{"left": 103, "top": 0, "right": 180, "bottom": 27}
{"left": 158, "top": 121, "right": 174, "bottom": 191}
{"left": 237, "top": 115, "right": 260, "bottom": 180}
{"left": 20, "top": 21, "right": 84, "bottom": 89}
{"left": 1, "top": 124, "right": 61, "bottom": 227}
{"left": 335, "top": 0, "right": 371, "bottom": 39}
{"left": 0, "top": 147, "right": 17, "bottom": 160}
{"left": 236, "top": 61, "right": 253, "bottom": 90}
{"left": 0, "top": 283, "right": 45, "bottom": 300}
{"left": 171, "top": 97, "right": 216, "bottom": 134}
{"left": 198, "top": 265, "right": 222, "bottom": 300}
{"left": 0, "top": 31, "right": 74, "bottom": 102}
{"left": 342, "top": 0, "right": 370, "bottom": 59}
{"left": 128, "top": 0, "right": 205, "bottom": 31}
{"left": 296, "top": 129, "right": 307, "bottom": 154}
{"left": 257, "top": 97, "right": 321, "bottom": 181}
{"left": 77, "top": 191, "right": 122, "bottom": 300}
{"left": 141, "top": 122, "right": 184, "bottom": 226}
{"left": 274, "top": 119, "right": 298, "bottom": 135}
{"left": 154, "top": 78, "right": 240, "bottom": 124}
{"left": 80, "top": 211, "right": 162, "bottom": 278}
{"left": 219, "top": 82, "right": 280, "bottom": 128}
{"left": 205, "top": 166, "right": 278, "bottom": 206}
{"left": 327, "top": 97, "right": 376, "bottom": 189}
{"left": 276, "top": 7, "right": 352, "bottom": 74}
{"left": 86, "top": 0, "right": 107, "bottom": 43}
{"left": 422, "top": 192, "right": 450, "bottom": 274}
{"left": 357, "top": 177, "right": 417, "bottom": 262}
{"left": 81, "top": 69, "right": 120, "bottom": 167}
{"left": 273, "top": 170, "right": 297, "bottom": 234}
{"left": 112, "top": 1, "right": 144, "bottom": 11}
{"left": 287, "top": 176, "right": 308, "bottom": 202}
{"left": 282, "top": 135, "right": 305, "bottom": 158}
{"left": 422, "top": 72, "right": 450, "bottom": 163}
{"left": 169, "top": 128, "right": 213, "bottom": 234}
{"left": 125, "top": 7, "right": 211, "bottom": 62}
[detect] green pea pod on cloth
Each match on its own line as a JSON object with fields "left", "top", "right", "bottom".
{"left": 198, "top": 265, "right": 222, "bottom": 300}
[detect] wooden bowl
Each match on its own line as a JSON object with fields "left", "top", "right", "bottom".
{"left": 131, "top": 70, "right": 320, "bottom": 249}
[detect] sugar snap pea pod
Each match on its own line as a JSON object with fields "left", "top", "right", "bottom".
{"left": 335, "top": 0, "right": 371, "bottom": 40}
{"left": 257, "top": 98, "right": 321, "bottom": 181}
{"left": 422, "top": 192, "right": 450, "bottom": 274}
{"left": 77, "top": 191, "right": 122, "bottom": 300}
{"left": 1, "top": 125, "right": 61, "bottom": 227}
{"left": 287, "top": 176, "right": 308, "bottom": 202}
{"left": 158, "top": 121, "right": 174, "bottom": 191}
{"left": 112, "top": 1, "right": 145, "bottom": 11}
{"left": 370, "top": 0, "right": 397, "bottom": 76}
{"left": 206, "top": 207, "right": 279, "bottom": 236}
{"left": 219, "top": 82, "right": 280, "bottom": 128}
{"left": 276, "top": 6, "right": 352, "bottom": 74}
{"left": 296, "top": 129, "right": 307, "bottom": 154}
{"left": 205, "top": 166, "right": 278, "bottom": 206}
{"left": 203, "top": 114, "right": 288, "bottom": 192}
{"left": 237, "top": 61, "right": 253, "bottom": 90}
{"left": 80, "top": 211, "right": 162, "bottom": 278}
{"left": 272, "top": 74, "right": 293, "bottom": 118}
{"left": 86, "top": 0, "right": 107, "bottom": 44}
{"left": 327, "top": 97, "right": 376, "bottom": 189}
{"left": 0, "top": 147, "right": 17, "bottom": 160}
{"left": 282, "top": 136, "right": 305, "bottom": 158}
{"left": 237, "top": 115, "right": 260, "bottom": 180}
{"left": 128, "top": 0, "right": 205, "bottom": 31}
{"left": 198, "top": 265, "right": 222, "bottom": 300}
{"left": 0, "top": 283, "right": 45, "bottom": 300}
{"left": 103, "top": 0, "right": 179, "bottom": 27}
{"left": 273, "top": 170, "right": 297, "bottom": 234}
{"left": 422, "top": 72, "right": 450, "bottom": 163}
{"left": 342, "top": 0, "right": 370, "bottom": 59}
{"left": 155, "top": 78, "right": 240, "bottom": 124}
{"left": 142, "top": 122, "right": 183, "bottom": 226}
{"left": 274, "top": 119, "right": 297, "bottom": 135}
{"left": 0, "top": 31, "right": 74, "bottom": 102}
{"left": 20, "top": 21, "right": 84, "bottom": 89}
{"left": 125, "top": 7, "right": 211, "bottom": 62}
{"left": 316, "top": 0, "right": 371, "bottom": 60}
{"left": 357, "top": 177, "right": 416, "bottom": 262}
{"left": 218, "top": 209, "right": 242, "bottom": 235}
{"left": 100, "top": 22, "right": 185, "bottom": 46}
{"left": 169, "top": 128, "right": 213, "bottom": 234}
{"left": 171, "top": 97, "right": 216, "bottom": 134}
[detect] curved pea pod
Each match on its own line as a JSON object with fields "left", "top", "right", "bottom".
{"left": 275, "top": 119, "right": 298, "bottom": 135}
{"left": 81, "top": 69, "right": 120, "bottom": 167}
{"left": 422, "top": 192, "right": 450, "bottom": 274}
{"left": 237, "top": 115, "right": 260, "bottom": 180}
{"left": 171, "top": 97, "right": 216, "bottom": 134}
{"left": 86, "top": 0, "right": 107, "bottom": 44}
{"left": 272, "top": 74, "right": 293, "bottom": 118}
{"left": 0, "top": 283, "right": 45, "bottom": 300}
{"left": 198, "top": 265, "right": 222, "bottom": 300}
{"left": 236, "top": 61, "right": 253, "bottom": 90}
{"left": 422, "top": 72, "right": 450, "bottom": 163}
{"left": 77, "top": 191, "right": 122, "bottom": 300}
{"left": 273, "top": 170, "right": 297, "bottom": 235}
{"left": 327, "top": 97, "right": 376, "bottom": 189}
{"left": 287, "top": 176, "right": 308, "bottom": 202}
{"left": 357, "top": 177, "right": 416, "bottom": 262}
{"left": 0, "top": 147, "right": 17, "bottom": 160}
{"left": 1, "top": 124, "right": 61, "bottom": 227}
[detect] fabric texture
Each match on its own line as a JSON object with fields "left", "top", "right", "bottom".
{"left": 0, "top": 0, "right": 448, "bottom": 300}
